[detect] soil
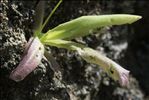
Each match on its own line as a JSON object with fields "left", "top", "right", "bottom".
{"left": 0, "top": 0, "right": 149, "bottom": 100}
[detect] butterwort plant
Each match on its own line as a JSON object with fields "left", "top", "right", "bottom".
{"left": 9, "top": 0, "right": 142, "bottom": 86}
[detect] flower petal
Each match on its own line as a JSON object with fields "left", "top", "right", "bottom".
{"left": 10, "top": 37, "right": 44, "bottom": 82}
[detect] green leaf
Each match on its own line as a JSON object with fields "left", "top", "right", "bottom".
{"left": 33, "top": 0, "right": 62, "bottom": 38}
{"left": 33, "top": 0, "right": 45, "bottom": 37}
{"left": 43, "top": 39, "right": 85, "bottom": 50}
{"left": 76, "top": 47, "right": 130, "bottom": 86}
{"left": 44, "top": 39, "right": 130, "bottom": 86}
{"left": 40, "top": 14, "right": 141, "bottom": 41}
{"left": 40, "top": 0, "right": 62, "bottom": 32}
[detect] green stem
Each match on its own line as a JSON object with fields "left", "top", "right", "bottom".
{"left": 40, "top": 0, "right": 62, "bottom": 32}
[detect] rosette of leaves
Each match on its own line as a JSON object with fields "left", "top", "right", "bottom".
{"left": 10, "top": 0, "right": 141, "bottom": 86}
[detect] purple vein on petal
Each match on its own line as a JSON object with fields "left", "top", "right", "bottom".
{"left": 112, "top": 61, "right": 130, "bottom": 86}
{"left": 118, "top": 67, "right": 130, "bottom": 86}
{"left": 10, "top": 37, "right": 44, "bottom": 82}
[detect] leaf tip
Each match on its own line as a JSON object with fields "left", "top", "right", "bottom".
{"left": 128, "top": 15, "right": 142, "bottom": 24}
{"left": 133, "top": 15, "right": 142, "bottom": 21}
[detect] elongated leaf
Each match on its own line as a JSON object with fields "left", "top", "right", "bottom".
{"left": 43, "top": 39, "right": 85, "bottom": 50}
{"left": 44, "top": 39, "right": 129, "bottom": 86}
{"left": 40, "top": 14, "right": 141, "bottom": 41}
{"left": 77, "top": 47, "right": 130, "bottom": 86}
{"left": 33, "top": 0, "right": 45, "bottom": 37}
{"left": 40, "top": 0, "right": 62, "bottom": 31}
{"left": 33, "top": 0, "right": 62, "bottom": 38}
{"left": 10, "top": 37, "right": 44, "bottom": 82}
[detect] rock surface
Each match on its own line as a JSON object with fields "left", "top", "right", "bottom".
{"left": 0, "top": 0, "right": 148, "bottom": 100}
